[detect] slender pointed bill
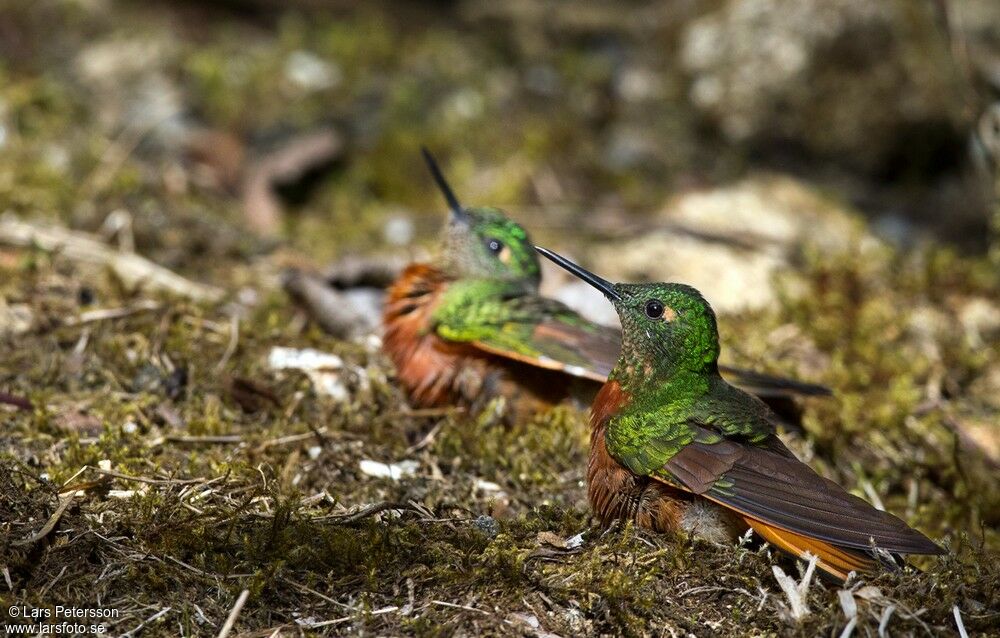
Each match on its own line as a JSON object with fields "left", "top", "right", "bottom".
{"left": 420, "top": 146, "right": 470, "bottom": 223}
{"left": 534, "top": 246, "right": 622, "bottom": 302}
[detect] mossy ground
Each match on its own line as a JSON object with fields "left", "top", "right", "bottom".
{"left": 2, "top": 1, "right": 1000, "bottom": 636}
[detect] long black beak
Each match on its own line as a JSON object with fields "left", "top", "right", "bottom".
{"left": 421, "top": 146, "right": 470, "bottom": 224}
{"left": 534, "top": 246, "right": 622, "bottom": 302}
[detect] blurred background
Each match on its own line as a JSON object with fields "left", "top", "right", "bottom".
{"left": 2, "top": 0, "right": 999, "bottom": 267}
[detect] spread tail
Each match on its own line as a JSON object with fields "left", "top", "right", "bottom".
{"left": 743, "top": 516, "right": 876, "bottom": 581}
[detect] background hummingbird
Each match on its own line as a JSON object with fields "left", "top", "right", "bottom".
{"left": 535, "top": 245, "right": 944, "bottom": 581}
{"left": 382, "top": 149, "right": 829, "bottom": 422}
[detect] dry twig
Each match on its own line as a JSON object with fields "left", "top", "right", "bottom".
{"left": 0, "top": 215, "right": 224, "bottom": 302}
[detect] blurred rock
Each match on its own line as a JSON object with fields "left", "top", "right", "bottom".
{"left": 954, "top": 0, "right": 1000, "bottom": 92}
{"left": 473, "top": 514, "right": 500, "bottom": 538}
{"left": 382, "top": 214, "right": 415, "bottom": 246}
{"left": 958, "top": 296, "right": 1000, "bottom": 349}
{"left": 284, "top": 50, "right": 342, "bottom": 91}
{"left": 268, "top": 346, "right": 350, "bottom": 401}
{"left": 587, "top": 174, "right": 871, "bottom": 314}
{"left": 615, "top": 65, "right": 665, "bottom": 104}
{"left": 0, "top": 300, "right": 33, "bottom": 336}
{"left": 75, "top": 37, "right": 188, "bottom": 147}
{"left": 680, "top": 0, "right": 965, "bottom": 174}
{"left": 541, "top": 277, "right": 620, "bottom": 327}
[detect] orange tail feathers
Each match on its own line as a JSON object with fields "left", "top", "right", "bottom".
{"left": 742, "top": 516, "right": 875, "bottom": 581}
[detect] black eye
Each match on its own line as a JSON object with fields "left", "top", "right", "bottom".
{"left": 644, "top": 299, "right": 665, "bottom": 319}
{"left": 485, "top": 237, "right": 504, "bottom": 254}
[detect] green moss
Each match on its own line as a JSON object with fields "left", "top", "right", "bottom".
{"left": 0, "top": 2, "right": 998, "bottom": 635}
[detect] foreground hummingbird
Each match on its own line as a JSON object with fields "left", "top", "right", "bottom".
{"left": 382, "top": 149, "right": 829, "bottom": 422}
{"left": 535, "top": 246, "right": 944, "bottom": 580}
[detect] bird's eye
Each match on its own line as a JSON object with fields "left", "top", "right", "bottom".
{"left": 644, "top": 299, "right": 665, "bottom": 319}
{"left": 485, "top": 237, "right": 504, "bottom": 254}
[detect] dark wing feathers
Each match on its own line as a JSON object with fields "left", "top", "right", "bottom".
{"left": 719, "top": 365, "right": 831, "bottom": 398}
{"left": 664, "top": 438, "right": 943, "bottom": 555}
{"left": 662, "top": 439, "right": 742, "bottom": 494}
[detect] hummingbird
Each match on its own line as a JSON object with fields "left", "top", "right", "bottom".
{"left": 382, "top": 149, "right": 829, "bottom": 422}
{"left": 534, "top": 246, "right": 944, "bottom": 581}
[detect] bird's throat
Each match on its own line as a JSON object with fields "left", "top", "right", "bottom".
{"left": 606, "top": 360, "right": 714, "bottom": 422}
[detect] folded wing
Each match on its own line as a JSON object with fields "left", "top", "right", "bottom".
{"left": 470, "top": 317, "right": 619, "bottom": 382}
{"left": 660, "top": 434, "right": 943, "bottom": 556}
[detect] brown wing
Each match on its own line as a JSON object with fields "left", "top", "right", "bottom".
{"left": 660, "top": 436, "right": 943, "bottom": 556}
{"left": 470, "top": 319, "right": 621, "bottom": 382}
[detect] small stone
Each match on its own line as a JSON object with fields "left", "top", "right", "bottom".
{"left": 268, "top": 347, "right": 351, "bottom": 401}
{"left": 616, "top": 66, "right": 663, "bottom": 102}
{"left": 444, "top": 88, "right": 485, "bottom": 120}
{"left": 358, "top": 459, "right": 418, "bottom": 480}
{"left": 525, "top": 65, "right": 561, "bottom": 96}
{"left": 284, "top": 50, "right": 341, "bottom": 91}
{"left": 474, "top": 514, "right": 500, "bottom": 538}
{"left": 0, "top": 302, "right": 34, "bottom": 336}
{"left": 474, "top": 479, "right": 503, "bottom": 493}
{"left": 382, "top": 214, "right": 414, "bottom": 246}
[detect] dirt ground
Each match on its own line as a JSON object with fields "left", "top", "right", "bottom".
{"left": 1, "top": 1, "right": 999, "bottom": 636}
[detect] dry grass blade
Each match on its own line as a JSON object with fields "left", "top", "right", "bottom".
{"left": 771, "top": 553, "right": 818, "bottom": 621}
{"left": 77, "top": 467, "right": 212, "bottom": 486}
{"left": 217, "top": 589, "right": 250, "bottom": 638}
{"left": 322, "top": 501, "right": 415, "bottom": 524}
{"left": 878, "top": 604, "right": 896, "bottom": 637}
{"left": 215, "top": 314, "right": 241, "bottom": 372}
{"left": 838, "top": 617, "right": 858, "bottom": 638}
{"left": 164, "top": 434, "right": 245, "bottom": 444}
{"left": 121, "top": 607, "right": 172, "bottom": 638}
{"left": 12, "top": 492, "right": 78, "bottom": 546}
{"left": 953, "top": 605, "right": 969, "bottom": 638}
{"left": 432, "top": 600, "right": 491, "bottom": 616}
{"left": 68, "top": 300, "right": 162, "bottom": 326}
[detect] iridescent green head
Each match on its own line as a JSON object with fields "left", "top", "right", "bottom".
{"left": 535, "top": 246, "right": 720, "bottom": 383}
{"left": 422, "top": 148, "right": 541, "bottom": 286}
